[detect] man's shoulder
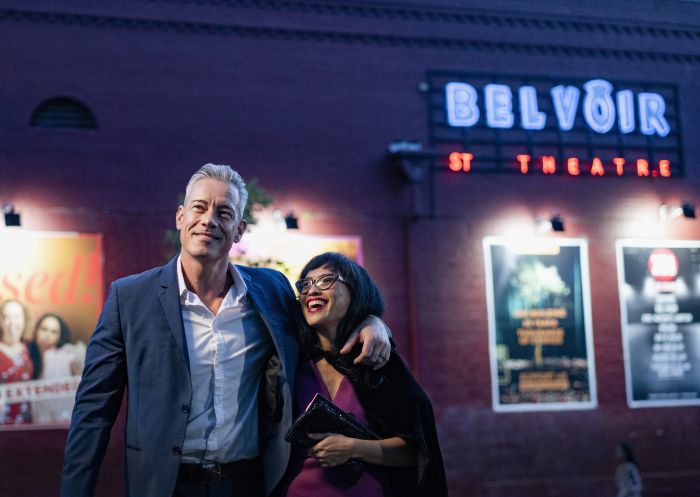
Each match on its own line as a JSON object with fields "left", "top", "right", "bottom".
{"left": 112, "top": 263, "right": 171, "bottom": 291}
{"left": 236, "top": 264, "right": 287, "bottom": 283}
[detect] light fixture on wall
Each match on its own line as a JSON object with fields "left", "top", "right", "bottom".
{"left": 550, "top": 214, "right": 565, "bottom": 232}
{"left": 538, "top": 214, "right": 565, "bottom": 233}
{"left": 659, "top": 201, "right": 696, "bottom": 221}
{"left": 388, "top": 139, "right": 432, "bottom": 184}
{"left": 3, "top": 204, "right": 21, "bottom": 227}
{"left": 681, "top": 202, "right": 696, "bottom": 218}
{"left": 284, "top": 212, "right": 299, "bottom": 230}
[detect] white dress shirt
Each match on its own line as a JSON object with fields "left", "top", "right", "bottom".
{"left": 177, "top": 257, "right": 272, "bottom": 463}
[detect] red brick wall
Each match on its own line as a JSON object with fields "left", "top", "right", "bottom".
{"left": 1, "top": 1, "right": 699, "bottom": 496}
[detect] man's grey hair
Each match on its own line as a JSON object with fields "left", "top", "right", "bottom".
{"left": 184, "top": 163, "right": 249, "bottom": 220}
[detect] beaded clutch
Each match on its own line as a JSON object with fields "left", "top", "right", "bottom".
{"left": 285, "top": 393, "right": 379, "bottom": 484}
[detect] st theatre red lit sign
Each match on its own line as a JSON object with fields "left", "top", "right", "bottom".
{"left": 427, "top": 72, "right": 683, "bottom": 178}
{"left": 447, "top": 152, "right": 671, "bottom": 177}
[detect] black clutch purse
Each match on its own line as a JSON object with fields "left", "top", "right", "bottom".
{"left": 285, "top": 393, "right": 379, "bottom": 484}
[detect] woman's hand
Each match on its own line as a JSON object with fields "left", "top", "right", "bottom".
{"left": 308, "top": 433, "right": 417, "bottom": 467}
{"left": 307, "top": 433, "right": 356, "bottom": 467}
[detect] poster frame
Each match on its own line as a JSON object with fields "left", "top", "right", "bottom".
{"left": 483, "top": 236, "right": 598, "bottom": 412}
{"left": 616, "top": 238, "right": 700, "bottom": 408}
{"left": 0, "top": 229, "right": 103, "bottom": 431}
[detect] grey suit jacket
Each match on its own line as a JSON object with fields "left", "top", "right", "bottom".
{"left": 61, "top": 257, "right": 299, "bottom": 497}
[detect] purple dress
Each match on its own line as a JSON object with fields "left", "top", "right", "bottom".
{"left": 280, "top": 360, "right": 391, "bottom": 497}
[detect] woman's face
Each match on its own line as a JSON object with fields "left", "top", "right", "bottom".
{"left": 1, "top": 301, "right": 26, "bottom": 346}
{"left": 36, "top": 316, "right": 62, "bottom": 350}
{"left": 300, "top": 266, "right": 351, "bottom": 335}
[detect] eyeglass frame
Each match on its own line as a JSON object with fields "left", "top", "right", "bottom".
{"left": 294, "top": 273, "right": 348, "bottom": 295}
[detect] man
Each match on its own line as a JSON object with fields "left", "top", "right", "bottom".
{"left": 61, "top": 164, "right": 391, "bottom": 497}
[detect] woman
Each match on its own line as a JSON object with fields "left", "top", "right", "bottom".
{"left": 615, "top": 442, "right": 643, "bottom": 497}
{"left": 29, "top": 313, "right": 86, "bottom": 423}
{"left": 277, "top": 252, "right": 448, "bottom": 497}
{"left": 0, "top": 299, "right": 34, "bottom": 424}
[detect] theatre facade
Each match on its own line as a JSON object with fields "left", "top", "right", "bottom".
{"left": 1, "top": 1, "right": 699, "bottom": 496}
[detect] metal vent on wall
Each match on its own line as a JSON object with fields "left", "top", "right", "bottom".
{"left": 30, "top": 97, "right": 97, "bottom": 129}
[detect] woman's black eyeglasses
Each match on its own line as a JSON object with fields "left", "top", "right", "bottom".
{"left": 295, "top": 273, "right": 347, "bottom": 295}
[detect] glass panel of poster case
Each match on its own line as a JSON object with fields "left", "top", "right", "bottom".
{"left": 616, "top": 240, "right": 700, "bottom": 408}
{"left": 483, "top": 237, "right": 597, "bottom": 412}
{"left": 0, "top": 231, "right": 103, "bottom": 430}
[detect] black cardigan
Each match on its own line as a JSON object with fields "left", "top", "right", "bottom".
{"left": 318, "top": 348, "right": 449, "bottom": 497}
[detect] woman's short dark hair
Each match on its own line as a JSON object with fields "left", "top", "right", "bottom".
{"left": 298, "top": 252, "right": 384, "bottom": 355}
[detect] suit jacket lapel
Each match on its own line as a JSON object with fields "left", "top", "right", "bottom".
{"left": 238, "top": 268, "right": 292, "bottom": 355}
{"left": 158, "top": 257, "right": 190, "bottom": 369}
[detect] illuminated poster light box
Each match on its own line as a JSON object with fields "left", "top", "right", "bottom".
{"left": 229, "top": 227, "right": 363, "bottom": 287}
{"left": 426, "top": 72, "right": 683, "bottom": 177}
{"left": 0, "top": 230, "right": 103, "bottom": 430}
{"left": 616, "top": 240, "right": 700, "bottom": 408}
{"left": 483, "top": 237, "right": 597, "bottom": 412}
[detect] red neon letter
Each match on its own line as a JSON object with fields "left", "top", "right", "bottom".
{"left": 449, "top": 152, "right": 473, "bottom": 173}
{"left": 517, "top": 154, "right": 531, "bottom": 174}
{"left": 567, "top": 157, "right": 580, "bottom": 176}
{"left": 637, "top": 159, "right": 649, "bottom": 177}
{"left": 659, "top": 159, "right": 671, "bottom": 177}
{"left": 541, "top": 156, "right": 556, "bottom": 174}
{"left": 590, "top": 157, "right": 604, "bottom": 176}
{"left": 460, "top": 153, "right": 473, "bottom": 172}
{"left": 448, "top": 152, "right": 462, "bottom": 172}
{"left": 612, "top": 157, "right": 625, "bottom": 176}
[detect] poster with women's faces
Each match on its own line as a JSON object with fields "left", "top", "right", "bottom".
{"left": 616, "top": 240, "right": 700, "bottom": 407}
{"left": 0, "top": 230, "right": 103, "bottom": 429}
{"left": 483, "top": 237, "right": 597, "bottom": 412}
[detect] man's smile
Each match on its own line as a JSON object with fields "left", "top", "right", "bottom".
{"left": 193, "top": 231, "right": 221, "bottom": 241}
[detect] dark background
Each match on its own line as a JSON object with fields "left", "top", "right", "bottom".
{"left": 1, "top": 1, "right": 700, "bottom": 496}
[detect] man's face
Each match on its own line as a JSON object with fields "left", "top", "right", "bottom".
{"left": 176, "top": 178, "right": 247, "bottom": 264}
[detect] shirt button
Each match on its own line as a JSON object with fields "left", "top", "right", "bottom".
{"left": 181, "top": 404, "right": 190, "bottom": 413}
{"left": 172, "top": 446, "right": 182, "bottom": 455}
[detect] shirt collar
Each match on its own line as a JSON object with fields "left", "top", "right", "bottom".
{"left": 176, "top": 255, "right": 248, "bottom": 307}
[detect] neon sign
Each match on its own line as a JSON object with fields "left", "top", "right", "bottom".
{"left": 446, "top": 79, "right": 670, "bottom": 136}
{"left": 448, "top": 153, "right": 672, "bottom": 177}
{"left": 428, "top": 72, "right": 683, "bottom": 177}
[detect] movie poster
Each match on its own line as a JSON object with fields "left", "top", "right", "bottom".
{"left": 230, "top": 228, "right": 363, "bottom": 285}
{"left": 0, "top": 230, "right": 102, "bottom": 429}
{"left": 616, "top": 240, "right": 700, "bottom": 407}
{"left": 484, "top": 237, "right": 597, "bottom": 412}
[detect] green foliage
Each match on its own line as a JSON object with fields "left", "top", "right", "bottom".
{"left": 243, "top": 178, "right": 273, "bottom": 224}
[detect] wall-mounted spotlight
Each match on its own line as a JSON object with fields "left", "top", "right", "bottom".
{"left": 538, "top": 214, "right": 565, "bottom": 233}
{"left": 284, "top": 212, "right": 299, "bottom": 230}
{"left": 681, "top": 202, "right": 695, "bottom": 219}
{"left": 388, "top": 139, "right": 433, "bottom": 184}
{"left": 550, "top": 214, "right": 565, "bottom": 232}
{"left": 659, "top": 202, "right": 696, "bottom": 221}
{"left": 3, "top": 204, "right": 21, "bottom": 227}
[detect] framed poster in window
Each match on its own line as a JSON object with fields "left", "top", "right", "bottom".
{"left": 484, "top": 237, "right": 597, "bottom": 412}
{"left": 0, "top": 231, "right": 102, "bottom": 429}
{"left": 616, "top": 240, "right": 700, "bottom": 408}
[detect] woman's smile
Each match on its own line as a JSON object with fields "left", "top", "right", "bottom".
{"left": 305, "top": 297, "right": 329, "bottom": 313}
